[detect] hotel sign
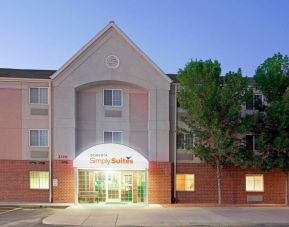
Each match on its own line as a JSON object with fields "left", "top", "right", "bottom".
{"left": 73, "top": 144, "right": 148, "bottom": 170}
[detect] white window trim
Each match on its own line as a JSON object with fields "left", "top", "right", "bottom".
{"left": 29, "top": 129, "right": 49, "bottom": 147}
{"left": 253, "top": 94, "right": 264, "bottom": 111}
{"left": 103, "top": 131, "right": 123, "bottom": 144}
{"left": 245, "top": 174, "right": 264, "bottom": 192}
{"left": 29, "top": 171, "right": 49, "bottom": 190}
{"left": 177, "top": 133, "right": 195, "bottom": 150}
{"left": 103, "top": 89, "right": 123, "bottom": 107}
{"left": 246, "top": 134, "right": 256, "bottom": 151}
{"left": 176, "top": 174, "right": 195, "bottom": 192}
{"left": 29, "top": 87, "right": 49, "bottom": 105}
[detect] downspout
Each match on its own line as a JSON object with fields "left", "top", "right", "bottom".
{"left": 48, "top": 80, "right": 52, "bottom": 203}
{"left": 173, "top": 84, "right": 177, "bottom": 202}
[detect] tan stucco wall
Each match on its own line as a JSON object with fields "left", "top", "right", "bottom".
{"left": 52, "top": 26, "right": 171, "bottom": 161}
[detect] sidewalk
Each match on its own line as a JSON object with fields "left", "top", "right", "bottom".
{"left": 0, "top": 201, "right": 71, "bottom": 208}
{"left": 43, "top": 204, "right": 289, "bottom": 226}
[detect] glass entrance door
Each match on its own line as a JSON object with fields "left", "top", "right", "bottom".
{"left": 106, "top": 172, "right": 121, "bottom": 202}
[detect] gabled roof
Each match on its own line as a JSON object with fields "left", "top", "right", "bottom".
{"left": 0, "top": 68, "right": 55, "bottom": 79}
{"left": 50, "top": 21, "right": 171, "bottom": 83}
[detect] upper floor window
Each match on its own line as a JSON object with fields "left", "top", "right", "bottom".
{"left": 177, "top": 133, "right": 195, "bottom": 150}
{"left": 30, "top": 88, "right": 48, "bottom": 104}
{"left": 30, "top": 129, "right": 48, "bottom": 147}
{"left": 103, "top": 89, "right": 122, "bottom": 106}
{"left": 246, "top": 94, "right": 264, "bottom": 111}
{"left": 245, "top": 134, "right": 260, "bottom": 151}
{"left": 104, "top": 131, "right": 123, "bottom": 144}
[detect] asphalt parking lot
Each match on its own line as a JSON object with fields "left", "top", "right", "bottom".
{"left": 0, "top": 207, "right": 68, "bottom": 227}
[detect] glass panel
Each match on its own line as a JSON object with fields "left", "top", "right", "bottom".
{"left": 104, "top": 132, "right": 113, "bottom": 143}
{"left": 246, "top": 176, "right": 255, "bottom": 191}
{"left": 254, "top": 94, "right": 263, "bottom": 111}
{"left": 121, "top": 173, "right": 133, "bottom": 202}
{"left": 176, "top": 174, "right": 185, "bottom": 191}
{"left": 39, "top": 130, "right": 48, "bottom": 146}
{"left": 112, "top": 132, "right": 122, "bottom": 144}
{"left": 185, "top": 175, "right": 194, "bottom": 191}
{"left": 113, "top": 90, "right": 122, "bottom": 106}
{"left": 104, "top": 90, "right": 112, "bottom": 106}
{"left": 39, "top": 88, "right": 48, "bottom": 104}
{"left": 176, "top": 133, "right": 184, "bottom": 149}
{"left": 107, "top": 172, "right": 120, "bottom": 201}
{"left": 30, "top": 130, "right": 39, "bottom": 146}
{"left": 246, "top": 135, "right": 254, "bottom": 151}
{"left": 30, "top": 88, "right": 39, "bottom": 104}
{"left": 137, "top": 171, "right": 146, "bottom": 203}
{"left": 94, "top": 172, "right": 106, "bottom": 202}
{"left": 254, "top": 175, "right": 264, "bottom": 191}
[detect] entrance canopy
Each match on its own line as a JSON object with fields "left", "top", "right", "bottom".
{"left": 73, "top": 144, "right": 148, "bottom": 170}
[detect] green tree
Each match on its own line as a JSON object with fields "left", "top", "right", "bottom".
{"left": 254, "top": 53, "right": 289, "bottom": 205}
{"left": 177, "top": 59, "right": 252, "bottom": 205}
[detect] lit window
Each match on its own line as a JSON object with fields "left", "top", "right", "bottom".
{"left": 30, "top": 130, "right": 48, "bottom": 147}
{"left": 104, "top": 131, "right": 123, "bottom": 144}
{"left": 177, "top": 133, "right": 195, "bottom": 150}
{"left": 29, "top": 171, "right": 49, "bottom": 189}
{"left": 103, "top": 89, "right": 122, "bottom": 106}
{"left": 246, "top": 175, "right": 264, "bottom": 192}
{"left": 30, "top": 88, "right": 48, "bottom": 104}
{"left": 176, "top": 174, "right": 195, "bottom": 191}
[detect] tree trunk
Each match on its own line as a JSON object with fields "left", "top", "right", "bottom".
{"left": 216, "top": 164, "right": 222, "bottom": 205}
{"left": 285, "top": 172, "right": 288, "bottom": 206}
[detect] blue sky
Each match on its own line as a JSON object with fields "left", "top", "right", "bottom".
{"left": 0, "top": 0, "right": 288, "bottom": 76}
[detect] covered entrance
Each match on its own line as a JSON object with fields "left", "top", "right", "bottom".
{"left": 73, "top": 144, "right": 148, "bottom": 205}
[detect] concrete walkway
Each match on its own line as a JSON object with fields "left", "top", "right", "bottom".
{"left": 43, "top": 204, "right": 289, "bottom": 226}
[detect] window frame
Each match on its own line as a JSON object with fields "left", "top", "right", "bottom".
{"left": 176, "top": 174, "right": 195, "bottom": 192}
{"left": 29, "top": 87, "right": 49, "bottom": 105}
{"left": 29, "top": 129, "right": 49, "bottom": 147}
{"left": 245, "top": 134, "right": 256, "bottom": 151}
{"left": 245, "top": 174, "right": 264, "bottom": 192}
{"left": 176, "top": 133, "right": 195, "bottom": 150}
{"left": 103, "top": 89, "right": 123, "bottom": 107}
{"left": 246, "top": 93, "right": 264, "bottom": 111}
{"left": 103, "top": 131, "right": 123, "bottom": 144}
{"left": 29, "top": 171, "right": 49, "bottom": 190}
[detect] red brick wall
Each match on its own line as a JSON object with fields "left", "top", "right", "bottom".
{"left": 52, "top": 160, "right": 74, "bottom": 203}
{"left": 0, "top": 160, "right": 49, "bottom": 202}
{"left": 176, "top": 163, "right": 289, "bottom": 204}
{"left": 148, "top": 161, "right": 172, "bottom": 204}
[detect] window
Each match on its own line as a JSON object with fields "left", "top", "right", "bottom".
{"left": 103, "top": 89, "right": 122, "bottom": 106}
{"left": 246, "top": 94, "right": 264, "bottom": 111}
{"left": 245, "top": 134, "right": 260, "bottom": 151}
{"left": 29, "top": 171, "right": 49, "bottom": 189}
{"left": 30, "top": 88, "right": 48, "bottom": 104}
{"left": 176, "top": 174, "right": 195, "bottom": 191}
{"left": 104, "top": 131, "right": 123, "bottom": 144}
{"left": 30, "top": 130, "right": 48, "bottom": 147}
{"left": 246, "top": 175, "right": 264, "bottom": 192}
{"left": 177, "top": 133, "right": 195, "bottom": 150}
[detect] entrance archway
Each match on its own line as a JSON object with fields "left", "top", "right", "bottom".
{"left": 73, "top": 144, "right": 149, "bottom": 205}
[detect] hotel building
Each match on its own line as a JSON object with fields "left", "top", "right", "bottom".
{"left": 0, "top": 22, "right": 287, "bottom": 205}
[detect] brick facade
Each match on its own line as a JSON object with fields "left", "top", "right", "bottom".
{"left": 148, "top": 161, "right": 172, "bottom": 204}
{"left": 176, "top": 163, "right": 289, "bottom": 204}
{"left": 52, "top": 160, "right": 74, "bottom": 203}
{"left": 0, "top": 160, "right": 49, "bottom": 202}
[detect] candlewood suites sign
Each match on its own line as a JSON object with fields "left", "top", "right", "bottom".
{"left": 73, "top": 144, "right": 148, "bottom": 170}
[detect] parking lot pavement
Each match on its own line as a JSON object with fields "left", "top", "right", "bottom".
{"left": 0, "top": 207, "right": 69, "bottom": 227}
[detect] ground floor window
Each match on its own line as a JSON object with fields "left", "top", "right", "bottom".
{"left": 176, "top": 174, "right": 195, "bottom": 191}
{"left": 78, "top": 170, "right": 146, "bottom": 203}
{"left": 29, "top": 171, "right": 49, "bottom": 189}
{"left": 246, "top": 174, "right": 264, "bottom": 192}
